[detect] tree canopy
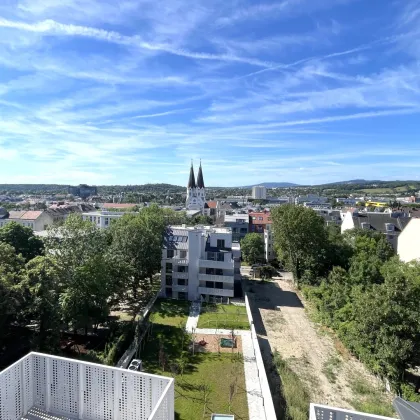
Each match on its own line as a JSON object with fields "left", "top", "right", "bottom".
{"left": 240, "top": 233, "right": 264, "bottom": 264}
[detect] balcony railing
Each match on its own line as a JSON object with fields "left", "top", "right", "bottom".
{"left": 199, "top": 259, "right": 234, "bottom": 269}
{"left": 172, "top": 284, "right": 188, "bottom": 292}
{"left": 0, "top": 352, "right": 174, "bottom": 420}
{"left": 198, "top": 273, "right": 234, "bottom": 283}
{"left": 172, "top": 271, "right": 189, "bottom": 279}
{"left": 198, "top": 287, "right": 234, "bottom": 297}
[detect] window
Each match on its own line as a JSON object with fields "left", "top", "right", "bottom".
{"left": 167, "top": 249, "right": 174, "bottom": 258}
{"left": 179, "top": 250, "right": 187, "bottom": 258}
{"left": 232, "top": 227, "right": 237, "bottom": 233}
{"left": 258, "top": 217, "right": 263, "bottom": 221}
{"left": 216, "top": 253, "right": 224, "bottom": 262}
{"left": 105, "top": 218, "right": 109, "bottom": 226}
{"left": 268, "top": 252, "right": 271, "bottom": 256}
{"left": 166, "top": 276, "right": 172, "bottom": 286}
{"left": 215, "top": 268, "right": 223, "bottom": 276}
{"left": 252, "top": 216, "right": 256, "bottom": 220}
{"left": 165, "top": 263, "right": 172, "bottom": 273}
{"left": 215, "top": 282, "right": 223, "bottom": 289}
{"left": 178, "top": 292, "right": 188, "bottom": 300}
{"left": 207, "top": 252, "right": 215, "bottom": 261}
{"left": 240, "top": 228, "right": 248, "bottom": 233}
{"left": 178, "top": 279, "right": 187, "bottom": 286}
{"left": 178, "top": 266, "right": 188, "bottom": 273}
{"left": 206, "top": 281, "right": 214, "bottom": 288}
{"left": 206, "top": 268, "right": 215, "bottom": 275}
{"left": 217, "top": 239, "right": 225, "bottom": 248}
{"left": 165, "top": 288, "right": 172, "bottom": 298}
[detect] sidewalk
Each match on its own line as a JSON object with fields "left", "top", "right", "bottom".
{"left": 185, "top": 301, "right": 200, "bottom": 333}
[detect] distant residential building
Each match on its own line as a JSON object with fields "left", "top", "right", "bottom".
{"left": 160, "top": 225, "right": 237, "bottom": 303}
{"left": 68, "top": 184, "right": 97, "bottom": 199}
{"left": 252, "top": 186, "right": 267, "bottom": 200}
{"left": 249, "top": 211, "right": 272, "bottom": 234}
{"left": 99, "top": 203, "right": 138, "bottom": 210}
{"left": 264, "top": 223, "right": 275, "bottom": 261}
{"left": 186, "top": 161, "right": 206, "bottom": 214}
{"left": 336, "top": 197, "right": 357, "bottom": 205}
{"left": 295, "top": 194, "right": 328, "bottom": 205}
{"left": 223, "top": 214, "right": 249, "bottom": 242}
{"left": 398, "top": 218, "right": 420, "bottom": 262}
{"left": 82, "top": 211, "right": 131, "bottom": 228}
{"left": 314, "top": 208, "right": 343, "bottom": 226}
{"left": 341, "top": 210, "right": 411, "bottom": 249}
{"left": 0, "top": 210, "right": 54, "bottom": 231}
{"left": 303, "top": 203, "right": 332, "bottom": 209}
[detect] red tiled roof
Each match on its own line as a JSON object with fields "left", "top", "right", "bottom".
{"left": 20, "top": 211, "right": 43, "bottom": 220}
{"left": 206, "top": 201, "right": 217, "bottom": 209}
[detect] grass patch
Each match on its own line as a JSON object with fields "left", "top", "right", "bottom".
{"left": 140, "top": 317, "right": 248, "bottom": 419}
{"left": 149, "top": 298, "right": 190, "bottom": 327}
{"left": 322, "top": 356, "right": 341, "bottom": 384}
{"left": 349, "top": 377, "right": 395, "bottom": 418}
{"left": 273, "top": 350, "right": 310, "bottom": 420}
{"left": 197, "top": 304, "right": 249, "bottom": 330}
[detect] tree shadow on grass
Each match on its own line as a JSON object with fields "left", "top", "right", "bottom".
{"left": 150, "top": 298, "right": 190, "bottom": 319}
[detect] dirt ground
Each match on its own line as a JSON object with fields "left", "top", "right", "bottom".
{"left": 192, "top": 334, "right": 242, "bottom": 354}
{"left": 242, "top": 268, "right": 392, "bottom": 410}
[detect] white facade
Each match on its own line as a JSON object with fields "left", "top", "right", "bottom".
{"left": 161, "top": 226, "right": 237, "bottom": 303}
{"left": 252, "top": 186, "right": 267, "bottom": 200}
{"left": 336, "top": 197, "right": 357, "bottom": 205}
{"left": 264, "top": 223, "right": 275, "bottom": 261}
{"left": 186, "top": 162, "right": 206, "bottom": 214}
{"left": 0, "top": 352, "right": 174, "bottom": 420}
{"left": 295, "top": 194, "right": 328, "bottom": 205}
{"left": 82, "top": 211, "right": 130, "bottom": 228}
{"left": 398, "top": 218, "right": 420, "bottom": 262}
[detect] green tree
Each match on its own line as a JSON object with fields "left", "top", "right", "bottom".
{"left": 23, "top": 256, "right": 62, "bottom": 351}
{"left": 240, "top": 233, "right": 264, "bottom": 265}
{"left": 0, "top": 222, "right": 44, "bottom": 261}
{"left": 271, "top": 205, "right": 328, "bottom": 284}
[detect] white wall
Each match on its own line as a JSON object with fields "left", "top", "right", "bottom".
{"left": 340, "top": 211, "right": 355, "bottom": 234}
{"left": 398, "top": 218, "right": 420, "bottom": 262}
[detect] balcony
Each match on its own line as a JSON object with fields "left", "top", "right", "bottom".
{"left": 198, "top": 273, "right": 234, "bottom": 283}
{"left": 172, "top": 284, "right": 188, "bottom": 292}
{"left": 172, "top": 271, "right": 189, "bottom": 279}
{"left": 310, "top": 404, "right": 397, "bottom": 420}
{"left": 198, "top": 287, "right": 234, "bottom": 297}
{"left": 173, "top": 258, "right": 188, "bottom": 265}
{"left": 0, "top": 352, "right": 174, "bottom": 420}
{"left": 199, "top": 259, "right": 233, "bottom": 269}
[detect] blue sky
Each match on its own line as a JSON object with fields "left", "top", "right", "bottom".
{"left": 0, "top": 0, "right": 420, "bottom": 187}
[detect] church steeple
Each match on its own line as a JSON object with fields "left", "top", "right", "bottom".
{"left": 187, "top": 161, "right": 196, "bottom": 188}
{"left": 197, "top": 160, "right": 205, "bottom": 189}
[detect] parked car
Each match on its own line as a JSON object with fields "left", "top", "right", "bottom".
{"left": 128, "top": 359, "right": 142, "bottom": 371}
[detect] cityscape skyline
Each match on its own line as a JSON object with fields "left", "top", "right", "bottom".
{"left": 1, "top": 0, "right": 420, "bottom": 186}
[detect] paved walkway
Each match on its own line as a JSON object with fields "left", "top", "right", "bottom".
{"left": 185, "top": 301, "right": 201, "bottom": 333}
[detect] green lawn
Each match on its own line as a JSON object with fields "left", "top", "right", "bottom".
{"left": 139, "top": 319, "right": 249, "bottom": 419}
{"left": 197, "top": 304, "right": 249, "bottom": 330}
{"left": 149, "top": 298, "right": 190, "bottom": 327}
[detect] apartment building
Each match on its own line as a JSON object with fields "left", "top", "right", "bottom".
{"left": 249, "top": 210, "right": 272, "bottom": 233}
{"left": 0, "top": 210, "right": 53, "bottom": 231}
{"left": 252, "top": 185, "right": 267, "bottom": 200}
{"left": 341, "top": 210, "right": 411, "bottom": 249}
{"left": 397, "top": 218, "right": 420, "bottom": 262}
{"left": 223, "top": 214, "right": 249, "bottom": 242}
{"left": 82, "top": 211, "right": 132, "bottom": 228}
{"left": 160, "top": 225, "right": 237, "bottom": 303}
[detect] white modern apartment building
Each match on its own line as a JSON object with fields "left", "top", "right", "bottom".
{"left": 160, "top": 225, "right": 236, "bottom": 303}
{"left": 82, "top": 211, "right": 131, "bottom": 228}
{"left": 264, "top": 223, "right": 275, "bottom": 261}
{"left": 252, "top": 186, "right": 267, "bottom": 200}
{"left": 0, "top": 352, "right": 174, "bottom": 420}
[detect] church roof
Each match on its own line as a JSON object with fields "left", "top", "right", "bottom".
{"left": 187, "top": 163, "right": 196, "bottom": 188}
{"left": 197, "top": 162, "right": 205, "bottom": 188}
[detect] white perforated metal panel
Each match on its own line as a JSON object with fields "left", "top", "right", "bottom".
{"left": 0, "top": 352, "right": 174, "bottom": 420}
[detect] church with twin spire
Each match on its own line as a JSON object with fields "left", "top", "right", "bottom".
{"left": 186, "top": 161, "right": 206, "bottom": 214}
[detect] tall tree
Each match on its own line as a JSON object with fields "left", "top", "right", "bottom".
{"left": 240, "top": 233, "right": 264, "bottom": 265}
{"left": 271, "top": 205, "right": 328, "bottom": 284}
{"left": 23, "top": 256, "right": 61, "bottom": 351}
{"left": 0, "top": 222, "right": 44, "bottom": 261}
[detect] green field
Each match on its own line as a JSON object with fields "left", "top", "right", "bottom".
{"left": 140, "top": 300, "right": 249, "bottom": 420}
{"left": 197, "top": 304, "right": 249, "bottom": 330}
